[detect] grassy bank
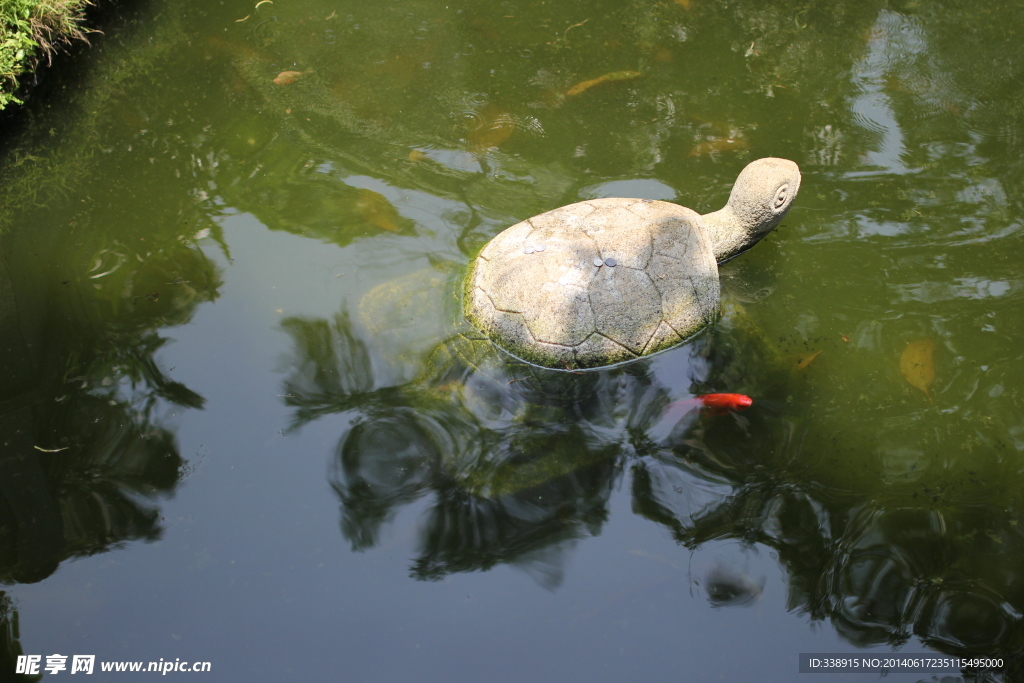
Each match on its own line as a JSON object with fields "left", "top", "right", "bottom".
{"left": 0, "top": 0, "right": 93, "bottom": 109}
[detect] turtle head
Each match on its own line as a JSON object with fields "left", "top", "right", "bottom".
{"left": 703, "top": 157, "right": 801, "bottom": 263}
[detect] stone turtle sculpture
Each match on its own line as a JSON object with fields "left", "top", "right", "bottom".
{"left": 464, "top": 157, "right": 800, "bottom": 370}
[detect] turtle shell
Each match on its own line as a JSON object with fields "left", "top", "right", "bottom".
{"left": 465, "top": 198, "right": 720, "bottom": 370}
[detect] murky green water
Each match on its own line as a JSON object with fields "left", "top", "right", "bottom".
{"left": 1, "top": 0, "right": 1023, "bottom": 680}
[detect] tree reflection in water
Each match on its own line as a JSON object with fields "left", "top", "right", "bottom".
{"left": 279, "top": 297, "right": 787, "bottom": 592}
{"left": 0, "top": 229, "right": 220, "bottom": 588}
{"left": 279, "top": 295, "right": 1024, "bottom": 666}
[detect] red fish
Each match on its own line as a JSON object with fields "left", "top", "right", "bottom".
{"left": 695, "top": 393, "right": 753, "bottom": 412}
{"left": 651, "top": 393, "right": 757, "bottom": 440}
{"left": 664, "top": 393, "right": 753, "bottom": 417}
{"left": 650, "top": 393, "right": 753, "bottom": 441}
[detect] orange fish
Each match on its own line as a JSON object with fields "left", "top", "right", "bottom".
{"left": 650, "top": 393, "right": 751, "bottom": 441}
{"left": 651, "top": 393, "right": 752, "bottom": 441}
{"left": 273, "top": 70, "right": 311, "bottom": 85}
{"left": 666, "top": 393, "right": 753, "bottom": 416}
{"left": 565, "top": 70, "right": 643, "bottom": 97}
{"left": 695, "top": 393, "right": 753, "bottom": 413}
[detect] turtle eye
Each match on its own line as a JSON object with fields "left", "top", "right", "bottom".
{"left": 772, "top": 184, "right": 790, "bottom": 213}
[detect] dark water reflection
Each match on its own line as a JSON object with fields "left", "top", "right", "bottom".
{"left": 1, "top": 0, "right": 1024, "bottom": 679}
{"left": 0, "top": 212, "right": 218, "bottom": 583}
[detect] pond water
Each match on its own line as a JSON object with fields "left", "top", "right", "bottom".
{"left": 2, "top": 0, "right": 1023, "bottom": 680}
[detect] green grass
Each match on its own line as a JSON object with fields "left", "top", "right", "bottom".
{"left": 0, "top": 0, "right": 93, "bottom": 109}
